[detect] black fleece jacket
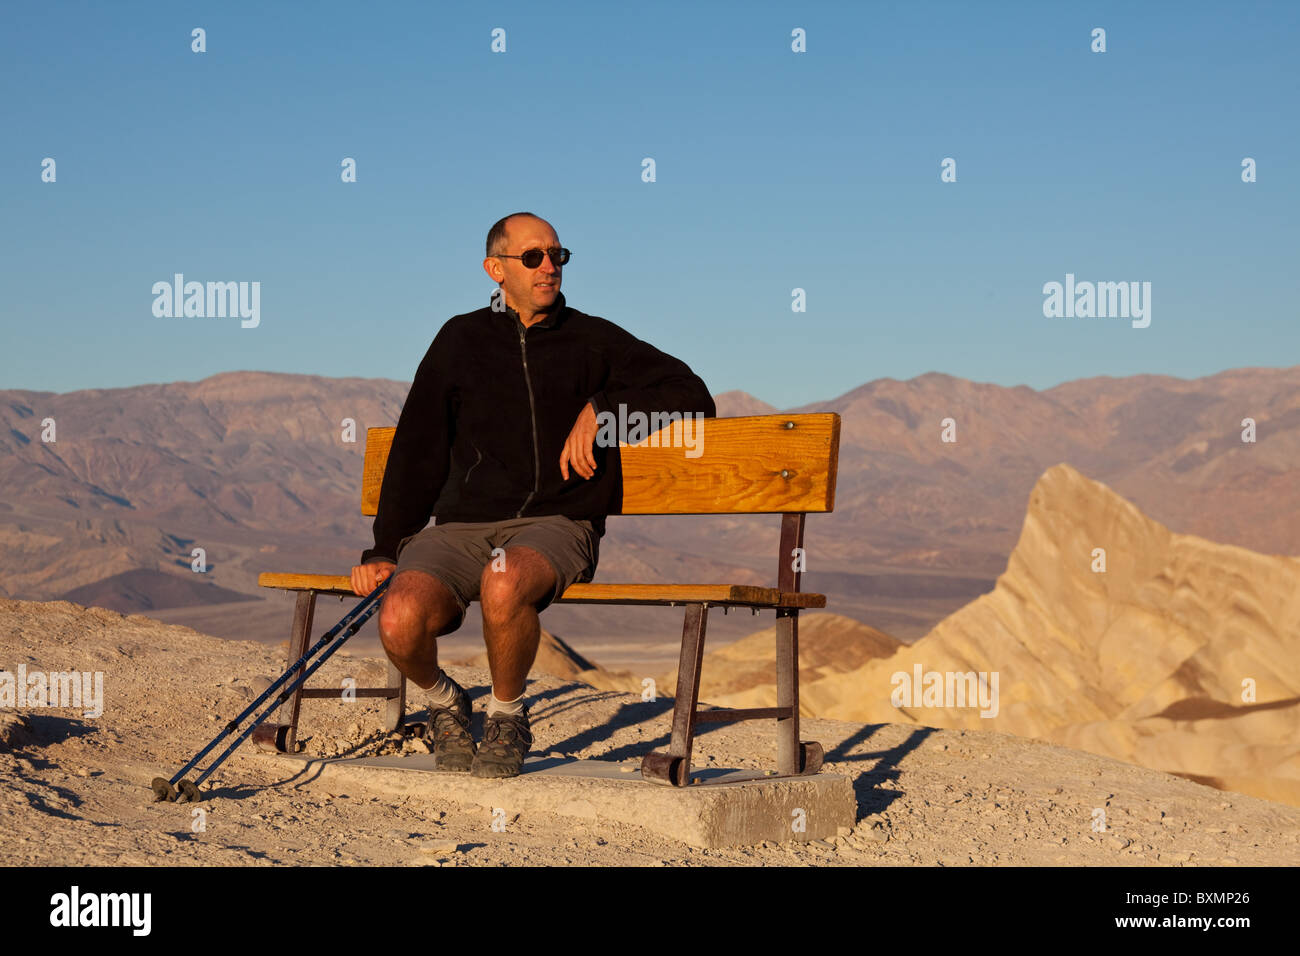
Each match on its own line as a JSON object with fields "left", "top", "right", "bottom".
{"left": 361, "top": 291, "right": 716, "bottom": 564}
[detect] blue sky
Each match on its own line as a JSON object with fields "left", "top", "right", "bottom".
{"left": 2, "top": 0, "right": 1296, "bottom": 409}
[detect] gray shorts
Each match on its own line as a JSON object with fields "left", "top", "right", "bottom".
{"left": 392, "top": 515, "right": 599, "bottom": 617}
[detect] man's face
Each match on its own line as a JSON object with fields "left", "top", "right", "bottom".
{"left": 485, "top": 217, "right": 562, "bottom": 315}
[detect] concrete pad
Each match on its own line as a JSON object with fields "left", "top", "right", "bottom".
{"left": 253, "top": 752, "right": 857, "bottom": 848}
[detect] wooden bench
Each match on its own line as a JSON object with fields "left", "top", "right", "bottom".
{"left": 258, "top": 412, "right": 841, "bottom": 786}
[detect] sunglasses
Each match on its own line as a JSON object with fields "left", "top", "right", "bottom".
{"left": 495, "top": 247, "right": 571, "bottom": 269}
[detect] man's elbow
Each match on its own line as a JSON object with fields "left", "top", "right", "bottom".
{"left": 693, "top": 381, "right": 716, "bottom": 418}
{"left": 658, "top": 372, "right": 714, "bottom": 417}
{"left": 674, "top": 384, "right": 714, "bottom": 418}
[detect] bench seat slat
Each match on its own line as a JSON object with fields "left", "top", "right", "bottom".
{"left": 557, "top": 583, "right": 825, "bottom": 608}
{"left": 258, "top": 573, "right": 355, "bottom": 594}
{"left": 258, "top": 573, "right": 824, "bottom": 608}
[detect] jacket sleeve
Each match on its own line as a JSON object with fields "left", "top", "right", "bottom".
{"left": 360, "top": 327, "right": 457, "bottom": 564}
{"left": 586, "top": 325, "right": 716, "bottom": 422}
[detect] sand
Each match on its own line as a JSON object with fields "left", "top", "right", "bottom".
{"left": 2, "top": 598, "right": 1298, "bottom": 866}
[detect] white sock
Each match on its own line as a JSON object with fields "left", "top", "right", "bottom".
{"left": 487, "top": 690, "right": 525, "bottom": 717}
{"left": 426, "top": 670, "right": 461, "bottom": 708}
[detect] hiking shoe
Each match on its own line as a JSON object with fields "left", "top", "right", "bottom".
{"left": 427, "top": 678, "right": 476, "bottom": 773}
{"left": 470, "top": 706, "right": 532, "bottom": 778}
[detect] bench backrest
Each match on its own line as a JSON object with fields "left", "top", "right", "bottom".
{"left": 361, "top": 413, "right": 840, "bottom": 516}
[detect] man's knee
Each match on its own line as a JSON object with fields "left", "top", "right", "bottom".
{"left": 480, "top": 548, "right": 555, "bottom": 618}
{"left": 378, "top": 572, "right": 463, "bottom": 652}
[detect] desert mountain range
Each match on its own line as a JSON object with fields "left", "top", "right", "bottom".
{"left": 2, "top": 365, "right": 1297, "bottom": 650}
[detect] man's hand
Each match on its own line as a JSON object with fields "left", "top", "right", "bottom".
{"left": 351, "top": 560, "right": 395, "bottom": 597}
{"left": 560, "top": 402, "right": 599, "bottom": 480}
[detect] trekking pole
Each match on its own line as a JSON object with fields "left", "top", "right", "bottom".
{"left": 150, "top": 574, "right": 392, "bottom": 803}
{"left": 154, "top": 574, "right": 389, "bottom": 793}
{"left": 185, "top": 590, "right": 385, "bottom": 797}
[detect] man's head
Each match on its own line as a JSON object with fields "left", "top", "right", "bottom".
{"left": 483, "top": 212, "right": 564, "bottom": 320}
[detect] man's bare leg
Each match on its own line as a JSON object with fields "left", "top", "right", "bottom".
{"left": 376, "top": 569, "right": 464, "bottom": 689}
{"left": 478, "top": 546, "right": 557, "bottom": 701}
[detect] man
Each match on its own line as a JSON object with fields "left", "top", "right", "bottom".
{"left": 350, "top": 212, "right": 715, "bottom": 778}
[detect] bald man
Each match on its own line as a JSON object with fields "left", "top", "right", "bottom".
{"left": 351, "top": 212, "right": 715, "bottom": 778}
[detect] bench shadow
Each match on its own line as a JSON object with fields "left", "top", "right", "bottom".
{"left": 538, "top": 695, "right": 743, "bottom": 765}
{"left": 824, "top": 723, "right": 934, "bottom": 817}
{"left": 536, "top": 717, "right": 931, "bottom": 819}
{"left": 318, "top": 680, "right": 927, "bottom": 821}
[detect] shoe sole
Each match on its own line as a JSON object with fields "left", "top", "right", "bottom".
{"left": 437, "top": 753, "right": 474, "bottom": 773}
{"left": 469, "top": 761, "right": 523, "bottom": 778}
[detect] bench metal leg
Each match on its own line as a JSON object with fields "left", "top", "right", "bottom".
{"left": 642, "top": 602, "right": 709, "bottom": 787}
{"left": 776, "top": 606, "right": 823, "bottom": 775}
{"left": 255, "top": 587, "right": 409, "bottom": 753}
{"left": 382, "top": 658, "right": 406, "bottom": 733}
{"left": 777, "top": 511, "right": 824, "bottom": 777}
{"left": 279, "top": 589, "right": 317, "bottom": 753}
{"left": 776, "top": 607, "right": 799, "bottom": 774}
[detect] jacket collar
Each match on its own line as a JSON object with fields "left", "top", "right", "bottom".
{"left": 490, "top": 289, "right": 568, "bottom": 329}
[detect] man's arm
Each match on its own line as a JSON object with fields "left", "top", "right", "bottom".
{"left": 360, "top": 327, "right": 457, "bottom": 565}
{"left": 561, "top": 324, "right": 715, "bottom": 481}
{"left": 585, "top": 325, "right": 716, "bottom": 422}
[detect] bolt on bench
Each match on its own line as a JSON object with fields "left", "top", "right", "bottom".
{"left": 258, "top": 412, "right": 840, "bottom": 787}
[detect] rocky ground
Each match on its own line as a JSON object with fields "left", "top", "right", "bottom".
{"left": 2, "top": 599, "right": 1299, "bottom": 866}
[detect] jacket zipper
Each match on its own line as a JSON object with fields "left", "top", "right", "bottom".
{"left": 516, "top": 325, "right": 541, "bottom": 517}
{"left": 463, "top": 444, "right": 483, "bottom": 484}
